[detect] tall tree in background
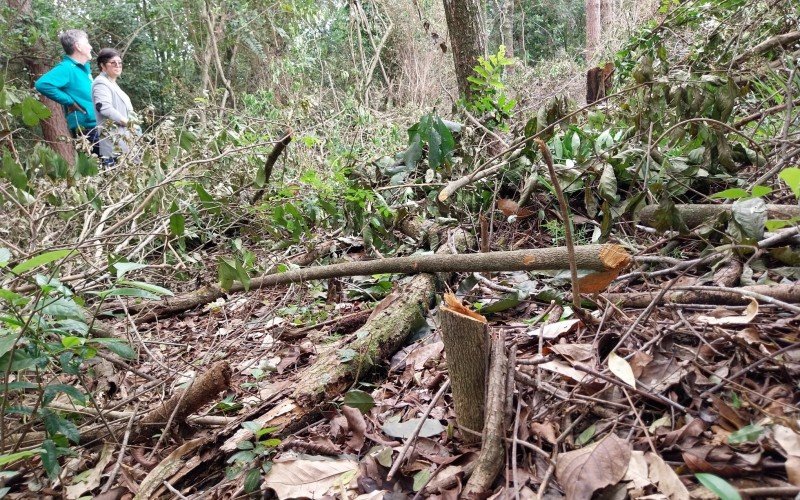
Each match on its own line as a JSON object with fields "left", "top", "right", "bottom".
{"left": 443, "top": 0, "right": 487, "bottom": 100}
{"left": 501, "top": 0, "right": 514, "bottom": 72}
{"left": 8, "top": 0, "right": 75, "bottom": 164}
{"left": 585, "top": 0, "right": 601, "bottom": 61}
{"left": 601, "top": 0, "right": 614, "bottom": 28}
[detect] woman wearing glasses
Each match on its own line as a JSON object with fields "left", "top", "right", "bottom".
{"left": 91, "top": 48, "right": 139, "bottom": 165}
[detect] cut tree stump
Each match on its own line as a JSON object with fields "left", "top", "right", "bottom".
{"left": 439, "top": 293, "right": 489, "bottom": 443}
{"left": 464, "top": 330, "right": 508, "bottom": 498}
{"left": 638, "top": 204, "right": 800, "bottom": 230}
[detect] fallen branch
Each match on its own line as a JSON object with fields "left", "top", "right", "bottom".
{"left": 602, "top": 283, "right": 800, "bottom": 308}
{"left": 732, "top": 30, "right": 800, "bottom": 66}
{"left": 639, "top": 204, "right": 800, "bottom": 230}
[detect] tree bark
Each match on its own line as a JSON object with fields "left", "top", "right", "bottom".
{"left": 443, "top": 0, "right": 487, "bottom": 100}
{"left": 585, "top": 0, "right": 601, "bottom": 62}
{"left": 439, "top": 293, "right": 488, "bottom": 443}
{"left": 600, "top": 0, "right": 614, "bottom": 32}
{"left": 501, "top": 0, "right": 514, "bottom": 71}
{"left": 463, "top": 330, "right": 507, "bottom": 497}
{"left": 638, "top": 204, "right": 800, "bottom": 230}
{"left": 8, "top": 0, "right": 75, "bottom": 165}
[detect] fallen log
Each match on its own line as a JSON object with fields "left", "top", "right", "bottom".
{"left": 602, "top": 283, "right": 800, "bottom": 308}
{"left": 638, "top": 204, "right": 800, "bottom": 230}
{"left": 439, "top": 293, "right": 489, "bottom": 443}
{"left": 732, "top": 30, "right": 800, "bottom": 66}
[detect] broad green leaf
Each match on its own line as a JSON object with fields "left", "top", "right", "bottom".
{"left": 710, "top": 188, "right": 748, "bottom": 200}
{"left": 244, "top": 467, "right": 262, "bottom": 493}
{"left": 170, "top": 201, "right": 185, "bottom": 236}
{"left": 481, "top": 292, "right": 523, "bottom": 313}
{"left": 343, "top": 389, "right": 375, "bottom": 413}
{"left": 695, "top": 473, "right": 741, "bottom": 500}
{"left": 113, "top": 262, "right": 148, "bottom": 278}
{"left": 41, "top": 440, "right": 62, "bottom": 480}
{"left": 75, "top": 152, "right": 98, "bottom": 177}
{"left": 11, "top": 249, "right": 72, "bottom": 274}
{"left": 728, "top": 424, "right": 764, "bottom": 444}
{"left": 750, "top": 185, "right": 772, "bottom": 198}
{"left": 608, "top": 352, "right": 636, "bottom": 387}
{"left": 43, "top": 383, "right": 86, "bottom": 405}
{"left": 0, "top": 333, "right": 17, "bottom": 358}
{"left": 599, "top": 163, "right": 618, "bottom": 202}
{"left": 731, "top": 198, "right": 767, "bottom": 241}
{"left": 61, "top": 336, "right": 84, "bottom": 349}
{"left": 2, "top": 152, "right": 27, "bottom": 189}
{"left": 765, "top": 219, "right": 796, "bottom": 231}
{"left": 38, "top": 297, "right": 85, "bottom": 321}
{"left": 91, "top": 338, "right": 137, "bottom": 359}
{"left": 16, "top": 97, "right": 51, "bottom": 126}
{"left": 241, "top": 421, "right": 263, "bottom": 433}
{"left": 779, "top": 167, "right": 800, "bottom": 199}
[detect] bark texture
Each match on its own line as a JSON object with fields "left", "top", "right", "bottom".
{"left": 439, "top": 293, "right": 488, "bottom": 443}
{"left": 463, "top": 330, "right": 507, "bottom": 498}
{"left": 585, "top": 0, "right": 601, "bottom": 61}
{"left": 638, "top": 204, "right": 800, "bottom": 230}
{"left": 8, "top": 0, "right": 75, "bottom": 165}
{"left": 501, "top": 0, "right": 514, "bottom": 64}
{"left": 443, "top": 0, "right": 487, "bottom": 100}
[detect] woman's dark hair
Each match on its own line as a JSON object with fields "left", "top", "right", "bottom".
{"left": 97, "top": 48, "right": 121, "bottom": 68}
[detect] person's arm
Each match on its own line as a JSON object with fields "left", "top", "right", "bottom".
{"left": 34, "top": 65, "right": 82, "bottom": 111}
{"left": 92, "top": 82, "right": 128, "bottom": 126}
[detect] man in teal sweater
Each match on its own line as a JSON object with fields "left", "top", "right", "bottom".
{"left": 34, "top": 29, "right": 99, "bottom": 157}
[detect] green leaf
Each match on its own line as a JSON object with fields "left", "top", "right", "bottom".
{"left": 91, "top": 338, "right": 137, "bottom": 359}
{"left": 0, "top": 248, "right": 10, "bottom": 268}
{"left": 241, "top": 421, "right": 263, "bottom": 434}
{"left": 750, "top": 185, "right": 772, "bottom": 198}
{"left": 731, "top": 198, "right": 767, "bottom": 241}
{"left": 118, "top": 280, "right": 174, "bottom": 297}
{"left": 779, "top": 167, "right": 800, "bottom": 199}
{"left": 338, "top": 348, "right": 357, "bottom": 362}
{"left": 95, "top": 287, "right": 161, "bottom": 300}
{"left": 61, "top": 336, "right": 84, "bottom": 349}
{"left": 0, "top": 333, "right": 18, "bottom": 358}
{"left": 38, "top": 296, "right": 85, "bottom": 321}
{"left": 11, "top": 249, "right": 72, "bottom": 274}
{"left": 237, "top": 440, "right": 254, "bottom": 450}
{"left": 15, "top": 97, "right": 51, "bottom": 127}
{"left": 2, "top": 152, "right": 27, "bottom": 189}
{"left": 343, "top": 389, "right": 375, "bottom": 413}
{"left": 576, "top": 424, "right": 596, "bottom": 445}
{"left": 75, "top": 152, "right": 98, "bottom": 177}
{"left": 0, "top": 449, "right": 43, "bottom": 467}
{"left": 43, "top": 383, "right": 86, "bottom": 405}
{"left": 481, "top": 292, "right": 523, "bottom": 314}
{"left": 695, "top": 473, "right": 741, "bottom": 500}
{"left": 169, "top": 201, "right": 185, "bottom": 236}
{"left": 113, "top": 262, "right": 148, "bottom": 278}
{"left": 599, "top": 163, "right": 618, "bottom": 202}
{"left": 41, "top": 440, "right": 61, "bottom": 480}
{"left": 244, "top": 467, "right": 262, "bottom": 493}
{"left": 413, "top": 469, "right": 431, "bottom": 492}
{"left": 710, "top": 188, "right": 748, "bottom": 200}
{"left": 728, "top": 424, "right": 763, "bottom": 444}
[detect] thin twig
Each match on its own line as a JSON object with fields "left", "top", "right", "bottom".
{"left": 572, "top": 364, "right": 688, "bottom": 413}
{"left": 386, "top": 379, "right": 450, "bottom": 481}
{"left": 102, "top": 402, "right": 139, "bottom": 492}
{"left": 701, "top": 341, "right": 800, "bottom": 397}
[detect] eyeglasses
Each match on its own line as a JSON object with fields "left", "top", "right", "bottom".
{"left": 108, "top": 61, "right": 123, "bottom": 67}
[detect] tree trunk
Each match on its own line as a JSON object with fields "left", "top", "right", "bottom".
{"left": 600, "top": 0, "right": 614, "bottom": 32}
{"left": 8, "top": 0, "right": 75, "bottom": 165}
{"left": 443, "top": 0, "right": 487, "bottom": 100}
{"left": 638, "top": 204, "right": 800, "bottom": 230}
{"left": 585, "top": 0, "right": 601, "bottom": 62}
{"left": 439, "top": 293, "right": 488, "bottom": 443}
{"left": 501, "top": 0, "right": 514, "bottom": 73}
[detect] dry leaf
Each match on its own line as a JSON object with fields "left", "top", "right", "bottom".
{"left": 710, "top": 395, "right": 747, "bottom": 429}
{"left": 647, "top": 452, "right": 690, "bottom": 499}
{"left": 695, "top": 298, "right": 758, "bottom": 325}
{"left": 786, "top": 456, "right": 800, "bottom": 486}
{"left": 774, "top": 425, "right": 800, "bottom": 457}
{"left": 577, "top": 268, "right": 622, "bottom": 293}
{"left": 133, "top": 438, "right": 206, "bottom": 500}
{"left": 342, "top": 405, "right": 367, "bottom": 451}
{"left": 555, "top": 433, "right": 632, "bottom": 500}
{"left": 549, "top": 343, "right": 594, "bottom": 362}
{"left": 539, "top": 360, "right": 588, "bottom": 383}
{"left": 527, "top": 318, "right": 582, "bottom": 339}
{"left": 530, "top": 421, "right": 558, "bottom": 445}
{"left": 263, "top": 456, "right": 358, "bottom": 499}
{"left": 65, "top": 442, "right": 115, "bottom": 499}
{"left": 608, "top": 352, "right": 636, "bottom": 387}
{"left": 624, "top": 450, "right": 651, "bottom": 489}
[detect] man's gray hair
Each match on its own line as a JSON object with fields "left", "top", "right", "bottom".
{"left": 59, "top": 30, "right": 88, "bottom": 55}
